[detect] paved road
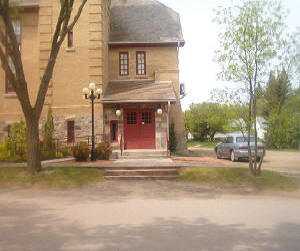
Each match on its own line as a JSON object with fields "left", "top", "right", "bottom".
{"left": 1, "top": 181, "right": 300, "bottom": 251}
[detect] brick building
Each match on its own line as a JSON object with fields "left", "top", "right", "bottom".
{"left": 0, "top": 0, "right": 187, "bottom": 157}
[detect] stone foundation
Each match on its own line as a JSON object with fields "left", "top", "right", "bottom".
{"left": 39, "top": 113, "right": 103, "bottom": 143}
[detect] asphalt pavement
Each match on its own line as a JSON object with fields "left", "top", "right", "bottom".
{"left": 1, "top": 181, "right": 300, "bottom": 251}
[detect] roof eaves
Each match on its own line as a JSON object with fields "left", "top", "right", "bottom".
{"left": 10, "top": 0, "right": 39, "bottom": 7}
{"left": 108, "top": 40, "right": 185, "bottom": 47}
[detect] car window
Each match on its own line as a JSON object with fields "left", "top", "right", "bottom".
{"left": 226, "top": 137, "right": 233, "bottom": 143}
{"left": 236, "top": 136, "right": 255, "bottom": 143}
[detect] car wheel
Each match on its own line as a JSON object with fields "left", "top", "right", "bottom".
{"left": 216, "top": 149, "right": 221, "bottom": 159}
{"left": 231, "top": 150, "right": 237, "bottom": 162}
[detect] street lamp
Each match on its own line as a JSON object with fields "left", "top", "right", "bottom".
{"left": 82, "top": 83, "right": 102, "bottom": 161}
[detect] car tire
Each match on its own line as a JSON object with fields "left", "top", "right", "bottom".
{"left": 216, "top": 150, "right": 221, "bottom": 159}
{"left": 231, "top": 150, "right": 237, "bottom": 162}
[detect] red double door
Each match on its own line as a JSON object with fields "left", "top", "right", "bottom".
{"left": 124, "top": 109, "right": 155, "bottom": 149}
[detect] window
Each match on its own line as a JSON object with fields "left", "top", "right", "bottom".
{"left": 67, "top": 121, "right": 75, "bottom": 144}
{"left": 5, "top": 57, "right": 16, "bottom": 93}
{"left": 142, "top": 112, "right": 152, "bottom": 124}
{"left": 119, "top": 52, "right": 129, "bottom": 76}
{"left": 110, "top": 121, "right": 118, "bottom": 142}
{"left": 236, "top": 136, "right": 255, "bottom": 143}
{"left": 226, "top": 137, "right": 233, "bottom": 143}
{"left": 6, "top": 19, "right": 21, "bottom": 93}
{"left": 136, "top": 51, "right": 146, "bottom": 75}
{"left": 6, "top": 125, "right": 11, "bottom": 137}
{"left": 127, "top": 112, "right": 137, "bottom": 124}
{"left": 67, "top": 31, "right": 73, "bottom": 48}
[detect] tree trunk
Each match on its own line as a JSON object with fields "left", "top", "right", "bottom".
{"left": 253, "top": 93, "right": 259, "bottom": 176}
{"left": 248, "top": 91, "right": 255, "bottom": 175}
{"left": 26, "top": 117, "right": 42, "bottom": 175}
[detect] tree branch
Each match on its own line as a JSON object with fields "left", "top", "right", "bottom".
{"left": 35, "top": 0, "right": 87, "bottom": 115}
{"left": 0, "top": 0, "right": 32, "bottom": 115}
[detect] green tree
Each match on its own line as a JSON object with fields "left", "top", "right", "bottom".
{"left": 169, "top": 122, "right": 178, "bottom": 153}
{"left": 266, "top": 87, "right": 300, "bottom": 149}
{"left": 184, "top": 103, "right": 231, "bottom": 141}
{"left": 263, "top": 71, "right": 291, "bottom": 118}
{"left": 42, "top": 106, "right": 55, "bottom": 154}
{"left": 214, "top": 0, "right": 292, "bottom": 175}
{"left": 0, "top": 0, "right": 88, "bottom": 174}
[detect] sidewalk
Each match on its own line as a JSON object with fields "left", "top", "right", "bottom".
{"left": 1, "top": 155, "right": 300, "bottom": 176}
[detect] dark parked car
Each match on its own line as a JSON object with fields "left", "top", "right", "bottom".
{"left": 214, "top": 135, "right": 265, "bottom": 162}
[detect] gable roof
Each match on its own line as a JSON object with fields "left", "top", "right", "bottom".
{"left": 109, "top": 0, "right": 184, "bottom": 46}
{"left": 102, "top": 80, "right": 176, "bottom": 103}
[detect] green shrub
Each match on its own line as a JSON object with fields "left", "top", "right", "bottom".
{"left": 41, "top": 107, "right": 56, "bottom": 153}
{"left": 6, "top": 121, "right": 27, "bottom": 160}
{"left": 41, "top": 149, "right": 57, "bottom": 160}
{"left": 169, "top": 122, "right": 177, "bottom": 153}
{"left": 0, "top": 142, "right": 10, "bottom": 161}
{"left": 96, "top": 142, "right": 112, "bottom": 160}
{"left": 0, "top": 122, "right": 27, "bottom": 162}
{"left": 72, "top": 142, "right": 90, "bottom": 161}
{"left": 59, "top": 148, "right": 73, "bottom": 157}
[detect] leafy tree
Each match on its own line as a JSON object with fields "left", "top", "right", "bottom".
{"left": 210, "top": 88, "right": 251, "bottom": 135}
{"left": 214, "top": 0, "right": 293, "bottom": 176}
{"left": 184, "top": 103, "right": 231, "bottom": 141}
{"left": 0, "top": 0, "right": 87, "bottom": 174}
{"left": 263, "top": 71, "right": 291, "bottom": 118}
{"left": 266, "top": 87, "right": 300, "bottom": 149}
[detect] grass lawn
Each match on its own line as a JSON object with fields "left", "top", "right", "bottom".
{"left": 0, "top": 166, "right": 104, "bottom": 188}
{"left": 179, "top": 167, "right": 297, "bottom": 191}
{"left": 187, "top": 140, "right": 217, "bottom": 148}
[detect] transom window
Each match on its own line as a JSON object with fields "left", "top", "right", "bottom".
{"left": 119, "top": 52, "right": 129, "bottom": 76}
{"left": 136, "top": 51, "right": 146, "bottom": 75}
{"left": 6, "top": 19, "right": 21, "bottom": 93}
{"left": 127, "top": 112, "right": 137, "bottom": 124}
{"left": 142, "top": 112, "right": 152, "bottom": 124}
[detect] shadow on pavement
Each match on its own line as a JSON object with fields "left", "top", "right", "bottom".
{"left": 1, "top": 201, "right": 300, "bottom": 251}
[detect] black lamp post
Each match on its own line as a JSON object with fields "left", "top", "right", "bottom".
{"left": 82, "top": 83, "right": 102, "bottom": 161}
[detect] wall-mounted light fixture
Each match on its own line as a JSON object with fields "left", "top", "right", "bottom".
{"left": 157, "top": 104, "right": 163, "bottom": 115}
{"left": 116, "top": 104, "right": 121, "bottom": 117}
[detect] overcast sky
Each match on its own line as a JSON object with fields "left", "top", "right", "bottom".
{"left": 158, "top": 0, "right": 300, "bottom": 110}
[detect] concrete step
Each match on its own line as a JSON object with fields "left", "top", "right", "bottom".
{"left": 121, "top": 155, "right": 169, "bottom": 159}
{"left": 105, "top": 169, "right": 178, "bottom": 177}
{"left": 120, "top": 150, "right": 168, "bottom": 159}
{"left": 105, "top": 175, "right": 178, "bottom": 181}
{"left": 103, "top": 166, "right": 179, "bottom": 170}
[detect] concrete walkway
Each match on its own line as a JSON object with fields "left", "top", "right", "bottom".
{"left": 1, "top": 149, "right": 300, "bottom": 176}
